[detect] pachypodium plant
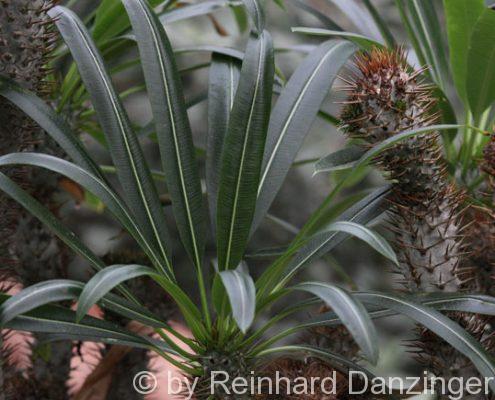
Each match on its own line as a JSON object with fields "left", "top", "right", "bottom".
{"left": 1, "top": 0, "right": 495, "bottom": 399}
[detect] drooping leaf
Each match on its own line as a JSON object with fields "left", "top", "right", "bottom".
{"left": 160, "top": 0, "right": 237, "bottom": 25}
{"left": 466, "top": 8, "right": 495, "bottom": 119}
{"left": 356, "top": 125, "right": 461, "bottom": 169}
{"left": 295, "top": 282, "right": 378, "bottom": 364}
{"left": 0, "top": 280, "right": 83, "bottom": 326}
{"left": 0, "top": 77, "right": 104, "bottom": 180}
{"left": 291, "top": 27, "right": 382, "bottom": 51}
{"left": 318, "top": 221, "right": 398, "bottom": 265}
{"left": 288, "top": 0, "right": 342, "bottom": 31}
{"left": 1, "top": 295, "right": 171, "bottom": 352}
{"left": 252, "top": 40, "right": 356, "bottom": 233}
{"left": 0, "top": 153, "right": 164, "bottom": 273}
{"left": 219, "top": 262, "right": 256, "bottom": 333}
{"left": 76, "top": 265, "right": 154, "bottom": 322}
{"left": 216, "top": 31, "right": 274, "bottom": 270}
{"left": 444, "top": 0, "right": 484, "bottom": 103}
{"left": 256, "top": 344, "right": 376, "bottom": 378}
{"left": 357, "top": 292, "right": 495, "bottom": 390}
{"left": 314, "top": 146, "right": 365, "bottom": 174}
{"left": 283, "top": 186, "right": 390, "bottom": 282}
{"left": 0, "top": 172, "right": 105, "bottom": 274}
{"left": 206, "top": 54, "right": 241, "bottom": 236}
{"left": 50, "top": 6, "right": 173, "bottom": 276}
{"left": 123, "top": 0, "right": 206, "bottom": 270}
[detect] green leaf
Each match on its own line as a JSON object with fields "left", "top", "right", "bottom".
{"left": 0, "top": 280, "right": 83, "bottom": 326}
{"left": 1, "top": 294, "right": 166, "bottom": 351}
{"left": 241, "top": 0, "right": 265, "bottom": 34}
{"left": 291, "top": 27, "right": 382, "bottom": 51}
{"left": 76, "top": 264, "right": 154, "bottom": 322}
{"left": 123, "top": 0, "right": 206, "bottom": 270}
{"left": 356, "top": 125, "right": 461, "bottom": 169}
{"left": 160, "top": 0, "right": 236, "bottom": 24}
{"left": 219, "top": 262, "right": 256, "bottom": 333}
{"left": 99, "top": 293, "right": 169, "bottom": 328}
{"left": 444, "top": 0, "right": 485, "bottom": 103}
{"left": 295, "top": 282, "right": 378, "bottom": 364}
{"left": 314, "top": 146, "right": 365, "bottom": 174}
{"left": 206, "top": 54, "right": 241, "bottom": 236}
{"left": 357, "top": 292, "right": 495, "bottom": 390}
{"left": 74, "top": 264, "right": 206, "bottom": 339}
{"left": 92, "top": 0, "right": 163, "bottom": 42}
{"left": 253, "top": 40, "right": 356, "bottom": 234}
{"left": 256, "top": 344, "right": 377, "bottom": 378}
{"left": 327, "top": 0, "right": 382, "bottom": 42}
{"left": 400, "top": 0, "right": 450, "bottom": 90}
{"left": 216, "top": 31, "right": 274, "bottom": 270}
{"left": 467, "top": 8, "right": 495, "bottom": 119}
{"left": 0, "top": 77, "right": 104, "bottom": 180}
{"left": 361, "top": 0, "right": 396, "bottom": 48}
{"left": 0, "top": 153, "right": 165, "bottom": 273}
{"left": 283, "top": 186, "right": 390, "bottom": 282}
{"left": 0, "top": 172, "right": 105, "bottom": 274}
{"left": 320, "top": 221, "right": 397, "bottom": 264}
{"left": 51, "top": 6, "right": 173, "bottom": 277}
{"left": 289, "top": 0, "right": 342, "bottom": 31}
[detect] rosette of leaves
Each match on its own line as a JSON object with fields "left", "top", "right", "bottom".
{"left": 1, "top": 1, "right": 495, "bottom": 399}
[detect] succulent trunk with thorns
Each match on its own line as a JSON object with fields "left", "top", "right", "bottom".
{"left": 0, "top": 0, "right": 71, "bottom": 395}
{"left": 339, "top": 48, "right": 491, "bottom": 398}
{"left": 0, "top": 0, "right": 63, "bottom": 282}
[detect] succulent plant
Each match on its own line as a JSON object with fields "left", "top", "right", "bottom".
{"left": 339, "top": 47, "right": 495, "bottom": 398}
{"left": 2, "top": 1, "right": 495, "bottom": 400}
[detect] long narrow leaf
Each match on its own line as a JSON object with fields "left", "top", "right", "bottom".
{"left": 0, "top": 281, "right": 83, "bottom": 326}
{"left": 206, "top": 54, "right": 241, "bottom": 235}
{"left": 0, "top": 172, "right": 105, "bottom": 274}
{"left": 0, "top": 77, "right": 104, "bottom": 180}
{"left": 73, "top": 264, "right": 206, "bottom": 340}
{"left": 160, "top": 0, "right": 238, "bottom": 25}
{"left": 0, "top": 153, "right": 165, "bottom": 272}
{"left": 327, "top": 0, "right": 382, "bottom": 42}
{"left": 1, "top": 294, "right": 165, "bottom": 351}
{"left": 252, "top": 40, "right": 356, "bottom": 233}
{"left": 219, "top": 262, "right": 256, "bottom": 333}
{"left": 50, "top": 6, "right": 173, "bottom": 276}
{"left": 291, "top": 27, "right": 382, "bottom": 51}
{"left": 357, "top": 292, "right": 495, "bottom": 390}
{"left": 283, "top": 185, "right": 390, "bottom": 282}
{"left": 288, "top": 0, "right": 342, "bottom": 31}
{"left": 123, "top": 0, "right": 206, "bottom": 270}
{"left": 76, "top": 265, "right": 154, "bottom": 322}
{"left": 241, "top": 0, "right": 265, "bottom": 34}
{"left": 216, "top": 31, "right": 274, "bottom": 270}
{"left": 296, "top": 282, "right": 378, "bottom": 364}
{"left": 319, "top": 221, "right": 398, "bottom": 264}
{"left": 314, "top": 146, "right": 365, "bottom": 174}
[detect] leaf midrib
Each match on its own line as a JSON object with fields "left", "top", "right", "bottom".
{"left": 258, "top": 43, "right": 342, "bottom": 196}
{"left": 224, "top": 36, "right": 266, "bottom": 269}
{"left": 70, "top": 14, "right": 172, "bottom": 275}
{"left": 135, "top": 0, "right": 202, "bottom": 269}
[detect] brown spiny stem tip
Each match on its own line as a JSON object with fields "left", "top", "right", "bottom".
{"left": 340, "top": 47, "right": 437, "bottom": 143}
